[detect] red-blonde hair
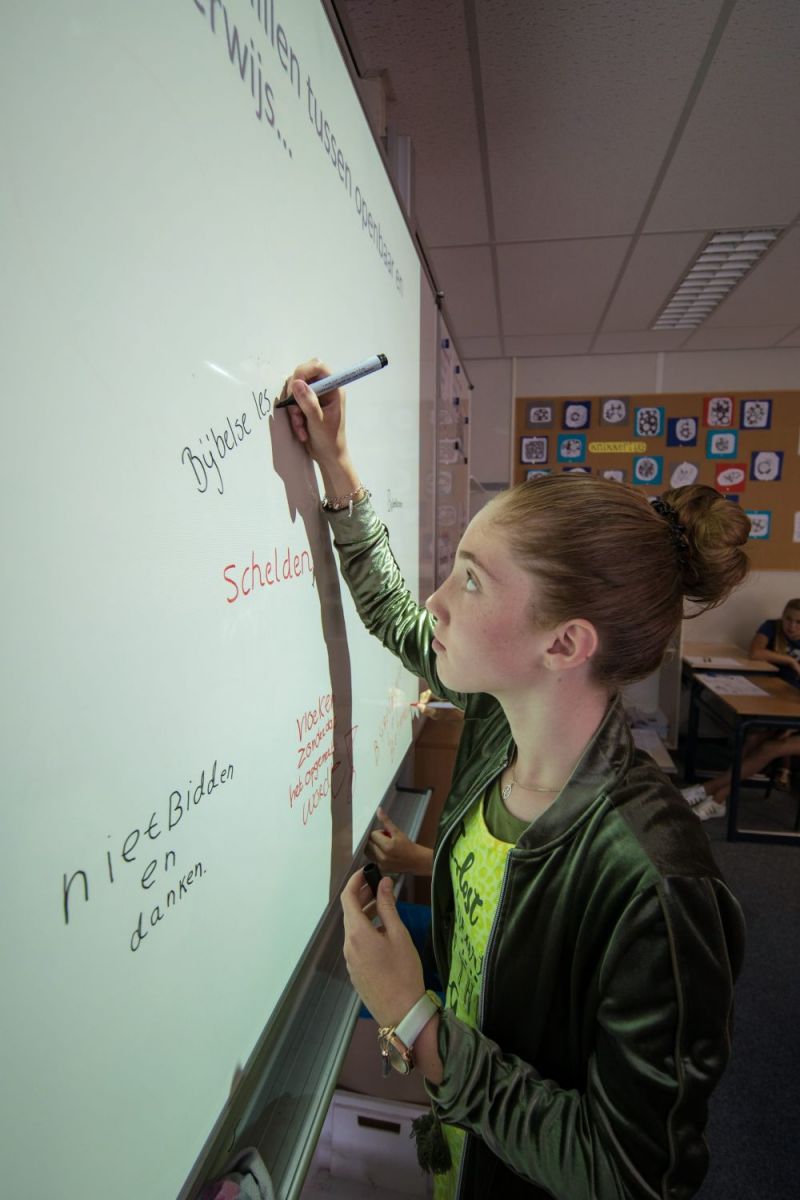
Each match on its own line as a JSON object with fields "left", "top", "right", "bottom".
{"left": 489, "top": 475, "right": 751, "bottom": 689}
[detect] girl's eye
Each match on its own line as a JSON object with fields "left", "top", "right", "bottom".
{"left": 465, "top": 571, "right": 479, "bottom": 592}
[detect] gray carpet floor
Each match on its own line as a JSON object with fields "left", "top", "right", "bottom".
{"left": 690, "top": 786, "right": 799, "bottom": 1198}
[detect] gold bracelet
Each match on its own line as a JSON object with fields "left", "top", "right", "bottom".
{"left": 321, "top": 485, "right": 369, "bottom": 516}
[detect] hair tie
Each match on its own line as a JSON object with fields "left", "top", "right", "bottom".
{"left": 650, "top": 497, "right": 690, "bottom": 565}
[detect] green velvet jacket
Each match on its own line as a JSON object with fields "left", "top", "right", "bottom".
{"left": 328, "top": 499, "right": 745, "bottom": 1200}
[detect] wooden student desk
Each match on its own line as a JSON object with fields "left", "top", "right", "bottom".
{"left": 684, "top": 671, "right": 800, "bottom": 845}
{"left": 682, "top": 640, "right": 779, "bottom": 673}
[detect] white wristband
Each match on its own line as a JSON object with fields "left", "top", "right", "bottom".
{"left": 394, "top": 990, "right": 442, "bottom": 1050}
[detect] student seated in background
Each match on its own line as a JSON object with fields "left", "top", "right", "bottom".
{"left": 751, "top": 597, "right": 800, "bottom": 687}
{"left": 285, "top": 359, "right": 750, "bottom": 1200}
{"left": 683, "top": 598, "right": 800, "bottom": 820}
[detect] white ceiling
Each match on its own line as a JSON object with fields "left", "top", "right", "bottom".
{"left": 337, "top": 0, "right": 800, "bottom": 364}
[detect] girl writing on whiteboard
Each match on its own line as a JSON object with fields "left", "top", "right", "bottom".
{"left": 285, "top": 360, "right": 749, "bottom": 1200}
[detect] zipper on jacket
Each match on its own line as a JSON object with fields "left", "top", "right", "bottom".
{"left": 447, "top": 831, "right": 514, "bottom": 1200}
{"left": 477, "top": 849, "right": 513, "bottom": 1031}
{"left": 453, "top": 1126, "right": 470, "bottom": 1200}
{"left": 430, "top": 747, "right": 511, "bottom": 1200}
{"left": 430, "top": 748, "right": 512, "bottom": 961}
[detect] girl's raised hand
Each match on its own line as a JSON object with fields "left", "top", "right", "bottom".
{"left": 284, "top": 359, "right": 349, "bottom": 469}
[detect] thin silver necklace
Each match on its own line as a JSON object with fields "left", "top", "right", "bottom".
{"left": 501, "top": 751, "right": 563, "bottom": 802}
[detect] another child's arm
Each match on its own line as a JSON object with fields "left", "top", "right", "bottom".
{"left": 367, "top": 806, "right": 433, "bottom": 876}
{"left": 749, "top": 628, "right": 800, "bottom": 677}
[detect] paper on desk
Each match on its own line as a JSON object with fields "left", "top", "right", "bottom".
{"left": 695, "top": 673, "right": 769, "bottom": 696}
{"left": 686, "top": 655, "right": 746, "bottom": 669}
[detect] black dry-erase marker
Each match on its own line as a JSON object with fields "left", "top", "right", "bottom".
{"left": 275, "top": 353, "right": 388, "bottom": 408}
{"left": 363, "top": 862, "right": 382, "bottom": 898}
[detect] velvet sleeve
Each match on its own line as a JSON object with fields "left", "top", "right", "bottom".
{"left": 325, "top": 498, "right": 466, "bottom": 709}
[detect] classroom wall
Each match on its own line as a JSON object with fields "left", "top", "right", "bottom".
{"left": 684, "top": 569, "right": 800, "bottom": 647}
{"left": 512, "top": 345, "right": 800, "bottom": 397}
{"left": 466, "top": 358, "right": 513, "bottom": 483}
{"left": 464, "top": 345, "right": 800, "bottom": 490}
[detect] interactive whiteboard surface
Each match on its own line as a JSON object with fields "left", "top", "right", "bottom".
{"left": 0, "top": 3, "right": 420, "bottom": 1197}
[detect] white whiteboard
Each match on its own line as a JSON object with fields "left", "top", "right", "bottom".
{"left": 0, "top": 3, "right": 420, "bottom": 1198}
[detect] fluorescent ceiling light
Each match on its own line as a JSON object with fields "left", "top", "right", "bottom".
{"left": 651, "top": 229, "right": 782, "bottom": 330}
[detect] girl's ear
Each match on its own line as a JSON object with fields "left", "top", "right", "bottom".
{"left": 544, "top": 619, "right": 599, "bottom": 672}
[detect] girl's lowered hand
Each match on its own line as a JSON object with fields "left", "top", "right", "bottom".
{"left": 340, "top": 869, "right": 425, "bottom": 1028}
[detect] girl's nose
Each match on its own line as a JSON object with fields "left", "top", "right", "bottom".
{"left": 426, "top": 586, "right": 444, "bottom": 623}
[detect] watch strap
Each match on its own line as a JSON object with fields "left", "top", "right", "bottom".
{"left": 394, "top": 990, "right": 442, "bottom": 1050}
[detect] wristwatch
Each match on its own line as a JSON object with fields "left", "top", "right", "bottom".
{"left": 378, "top": 990, "right": 442, "bottom": 1076}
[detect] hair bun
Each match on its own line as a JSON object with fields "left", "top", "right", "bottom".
{"left": 661, "top": 485, "right": 750, "bottom": 610}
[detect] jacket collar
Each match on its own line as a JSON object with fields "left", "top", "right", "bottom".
{"left": 517, "top": 692, "right": 633, "bottom": 849}
{"left": 467, "top": 692, "right": 634, "bottom": 851}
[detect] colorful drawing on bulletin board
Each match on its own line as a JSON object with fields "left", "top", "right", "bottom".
{"left": 634, "top": 406, "right": 664, "bottom": 438}
{"left": 715, "top": 463, "right": 746, "bottom": 493}
{"left": 520, "top": 435, "right": 548, "bottom": 465}
{"left": 703, "top": 396, "right": 734, "bottom": 427}
{"left": 600, "top": 397, "right": 629, "bottom": 425}
{"left": 526, "top": 468, "right": 551, "bottom": 479}
{"left": 750, "top": 450, "right": 783, "bottom": 482}
{"left": 740, "top": 398, "right": 772, "bottom": 430}
{"left": 745, "top": 511, "right": 771, "bottom": 540}
{"left": 525, "top": 402, "right": 554, "bottom": 427}
{"left": 667, "top": 416, "right": 698, "bottom": 446}
{"left": 562, "top": 466, "right": 591, "bottom": 474}
{"left": 633, "top": 455, "right": 663, "bottom": 485}
{"left": 602, "top": 468, "right": 625, "bottom": 482}
{"left": 707, "top": 430, "right": 738, "bottom": 458}
{"left": 724, "top": 494, "right": 741, "bottom": 503}
{"left": 669, "top": 461, "right": 700, "bottom": 487}
{"left": 562, "top": 401, "right": 591, "bottom": 429}
{"left": 557, "top": 434, "right": 586, "bottom": 462}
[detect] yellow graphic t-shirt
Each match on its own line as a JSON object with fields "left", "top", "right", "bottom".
{"left": 434, "top": 780, "right": 519, "bottom": 1200}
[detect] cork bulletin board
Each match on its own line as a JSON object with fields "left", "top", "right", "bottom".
{"left": 513, "top": 391, "right": 800, "bottom": 570}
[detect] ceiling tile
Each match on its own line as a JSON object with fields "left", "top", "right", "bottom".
{"left": 428, "top": 245, "right": 498, "bottom": 337}
{"left": 497, "top": 239, "right": 629, "bottom": 336}
{"left": 476, "top": 0, "right": 723, "bottom": 240}
{"left": 679, "top": 325, "right": 797, "bottom": 351}
{"left": 602, "top": 233, "right": 707, "bottom": 331}
{"left": 646, "top": 0, "right": 800, "bottom": 231}
{"left": 342, "top": 1, "right": 800, "bottom": 358}
{"left": 593, "top": 330, "right": 692, "bottom": 354}
{"left": 343, "top": 0, "right": 488, "bottom": 245}
{"left": 504, "top": 333, "right": 592, "bottom": 357}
